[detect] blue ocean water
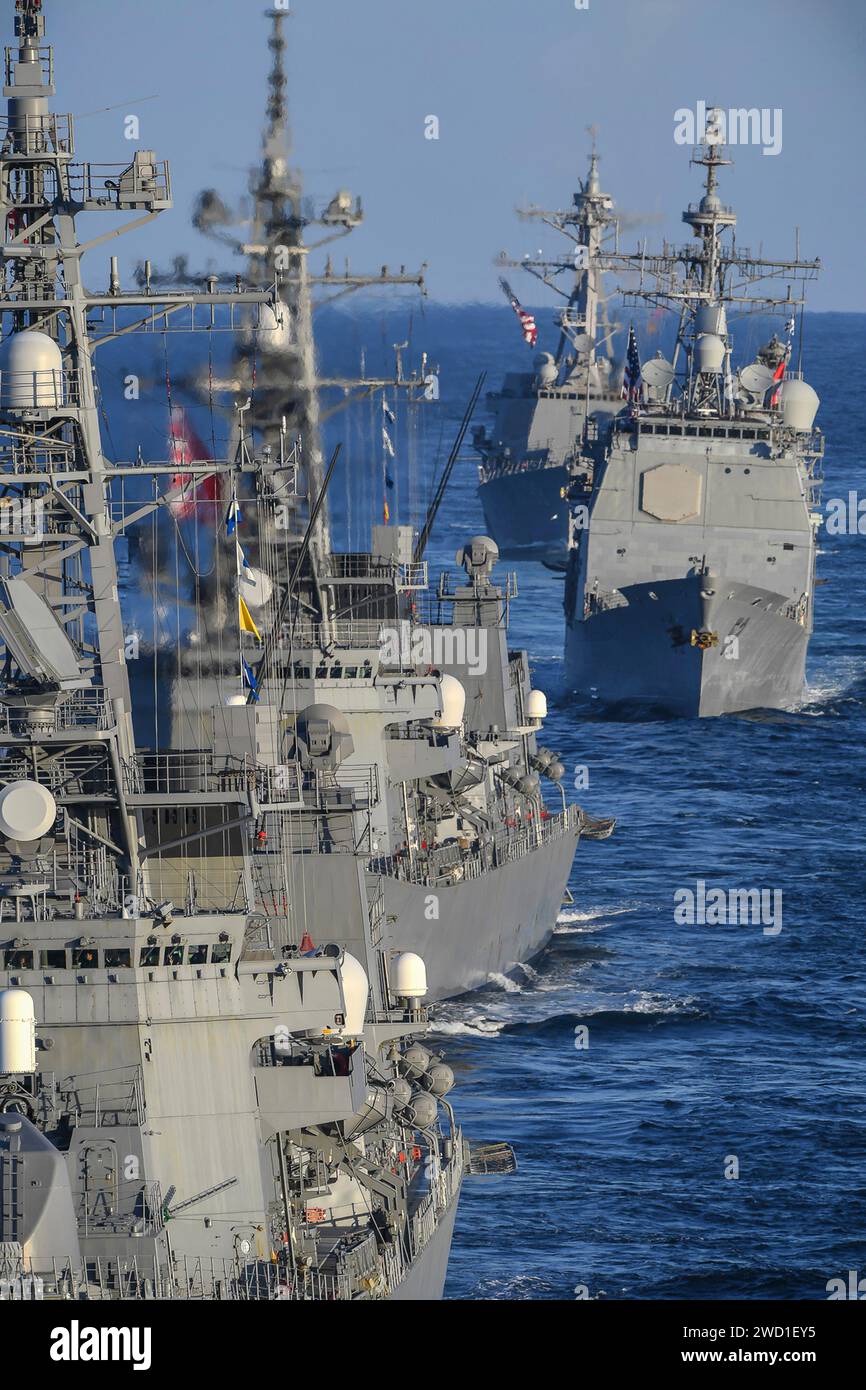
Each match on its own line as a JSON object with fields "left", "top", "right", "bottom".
{"left": 341, "top": 307, "right": 865, "bottom": 1301}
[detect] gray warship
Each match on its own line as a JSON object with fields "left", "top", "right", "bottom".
{"left": 169, "top": 10, "right": 615, "bottom": 1002}
{"left": 474, "top": 141, "right": 622, "bottom": 569}
{"left": 563, "top": 110, "right": 824, "bottom": 717}
{"left": 0, "top": 0, "right": 476, "bottom": 1302}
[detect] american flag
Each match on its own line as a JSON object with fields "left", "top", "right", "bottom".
{"left": 621, "top": 323, "right": 642, "bottom": 405}
{"left": 499, "top": 277, "right": 538, "bottom": 348}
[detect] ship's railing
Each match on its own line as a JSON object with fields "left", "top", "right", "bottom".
{"left": 0, "top": 687, "right": 112, "bottom": 736}
{"left": 53, "top": 1068, "right": 146, "bottom": 1130}
{"left": 302, "top": 764, "right": 380, "bottom": 810}
{"left": 0, "top": 440, "right": 76, "bottom": 474}
{"left": 289, "top": 619, "right": 389, "bottom": 651}
{"left": 65, "top": 159, "right": 171, "bottom": 207}
{"left": 436, "top": 570, "right": 518, "bottom": 601}
{"left": 0, "top": 1254, "right": 300, "bottom": 1302}
{"left": 0, "top": 366, "right": 82, "bottom": 410}
{"left": 122, "top": 754, "right": 379, "bottom": 810}
{"left": 0, "top": 748, "right": 114, "bottom": 797}
{"left": 396, "top": 562, "right": 428, "bottom": 591}
{"left": 0, "top": 1141, "right": 464, "bottom": 1302}
{"left": 0, "top": 111, "right": 73, "bottom": 158}
{"left": 369, "top": 803, "right": 579, "bottom": 887}
{"left": 4, "top": 43, "right": 53, "bottom": 88}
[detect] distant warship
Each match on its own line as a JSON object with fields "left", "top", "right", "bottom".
{"left": 474, "top": 140, "right": 622, "bottom": 569}
{"left": 0, "top": 0, "right": 486, "bottom": 1303}
{"left": 563, "top": 110, "right": 824, "bottom": 717}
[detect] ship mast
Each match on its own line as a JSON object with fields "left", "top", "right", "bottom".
{"left": 0, "top": 0, "right": 275, "bottom": 903}
{"left": 497, "top": 128, "right": 619, "bottom": 389}
{"left": 194, "top": 7, "right": 429, "bottom": 580}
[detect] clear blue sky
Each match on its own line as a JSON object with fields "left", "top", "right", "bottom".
{"left": 45, "top": 0, "right": 866, "bottom": 310}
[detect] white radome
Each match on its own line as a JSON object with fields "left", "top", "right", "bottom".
{"left": 0, "top": 988, "right": 37, "bottom": 1074}
{"left": 432, "top": 673, "right": 466, "bottom": 729}
{"left": 3, "top": 329, "right": 64, "bottom": 410}
{"left": 0, "top": 780, "right": 57, "bottom": 842}
{"left": 526, "top": 689, "right": 548, "bottom": 720}
{"left": 339, "top": 952, "right": 369, "bottom": 1036}
{"left": 393, "top": 952, "right": 428, "bottom": 1000}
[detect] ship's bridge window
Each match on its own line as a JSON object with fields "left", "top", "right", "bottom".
{"left": 139, "top": 946, "right": 160, "bottom": 967}
{"left": 699, "top": 427, "right": 712, "bottom": 437}
{"left": 344, "top": 667, "right": 358, "bottom": 679}
{"left": 4, "top": 948, "right": 33, "bottom": 969}
{"left": 73, "top": 948, "right": 98, "bottom": 969}
{"left": 104, "top": 948, "right": 131, "bottom": 968}
{"left": 41, "top": 949, "right": 66, "bottom": 969}
{"left": 293, "top": 664, "right": 311, "bottom": 679}
{"left": 315, "top": 664, "right": 328, "bottom": 678}
{"left": 163, "top": 945, "right": 184, "bottom": 966}
{"left": 686, "top": 426, "right": 698, "bottom": 436}
{"left": 742, "top": 429, "right": 756, "bottom": 440}
{"left": 189, "top": 944, "right": 208, "bottom": 965}
{"left": 331, "top": 665, "right": 343, "bottom": 679}
{"left": 211, "top": 943, "right": 232, "bottom": 964}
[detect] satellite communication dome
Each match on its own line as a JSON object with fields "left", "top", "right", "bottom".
{"left": 3, "top": 330, "right": 64, "bottom": 409}
{"left": 0, "top": 781, "right": 56, "bottom": 842}
{"left": 642, "top": 357, "right": 675, "bottom": 402}
{"left": 739, "top": 362, "right": 776, "bottom": 401}
{"left": 779, "top": 379, "right": 819, "bottom": 432}
{"left": 432, "top": 674, "right": 466, "bottom": 729}
{"left": 526, "top": 689, "right": 548, "bottom": 720}
{"left": 393, "top": 952, "right": 428, "bottom": 1000}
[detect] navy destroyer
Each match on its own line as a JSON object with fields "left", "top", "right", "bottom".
{"left": 167, "top": 11, "right": 615, "bottom": 1001}
{"left": 563, "top": 110, "right": 823, "bottom": 716}
{"left": 474, "top": 140, "right": 623, "bottom": 569}
{"left": 0, "top": 0, "right": 479, "bottom": 1302}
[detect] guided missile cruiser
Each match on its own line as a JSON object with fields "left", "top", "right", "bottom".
{"left": 563, "top": 110, "right": 824, "bottom": 717}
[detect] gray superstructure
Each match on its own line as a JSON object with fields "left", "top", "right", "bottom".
{"left": 160, "top": 13, "right": 616, "bottom": 1002}
{"left": 0, "top": 0, "right": 470, "bottom": 1302}
{"left": 475, "top": 142, "right": 622, "bottom": 568}
{"left": 563, "top": 111, "right": 824, "bottom": 717}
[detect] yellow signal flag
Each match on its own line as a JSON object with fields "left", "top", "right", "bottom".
{"left": 239, "top": 595, "right": 262, "bottom": 641}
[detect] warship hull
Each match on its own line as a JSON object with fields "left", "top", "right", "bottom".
{"left": 564, "top": 574, "right": 809, "bottom": 717}
{"left": 375, "top": 825, "right": 580, "bottom": 1000}
{"left": 478, "top": 464, "right": 570, "bottom": 567}
{"left": 389, "top": 1172, "right": 462, "bottom": 1300}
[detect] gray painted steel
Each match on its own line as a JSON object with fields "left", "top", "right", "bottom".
{"left": 563, "top": 118, "right": 823, "bottom": 717}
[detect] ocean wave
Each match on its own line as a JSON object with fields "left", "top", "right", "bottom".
{"left": 428, "top": 1015, "right": 509, "bottom": 1038}
{"left": 555, "top": 901, "right": 646, "bottom": 933}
